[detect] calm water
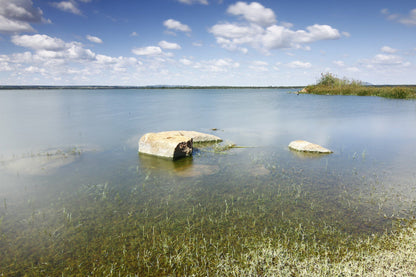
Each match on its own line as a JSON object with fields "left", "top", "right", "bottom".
{"left": 1, "top": 88, "right": 416, "bottom": 273}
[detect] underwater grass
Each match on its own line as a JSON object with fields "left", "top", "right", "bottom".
{"left": 1, "top": 149, "right": 416, "bottom": 276}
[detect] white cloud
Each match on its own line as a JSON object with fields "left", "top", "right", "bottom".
{"left": 342, "top": 31, "right": 351, "bottom": 38}
{"left": 210, "top": 2, "right": 340, "bottom": 53}
{"left": 193, "top": 58, "right": 240, "bottom": 72}
{"left": 381, "top": 8, "right": 389, "bottom": 15}
{"left": 192, "top": 42, "right": 203, "bottom": 47}
{"left": 66, "top": 43, "right": 95, "bottom": 60}
{"left": 24, "top": 65, "right": 45, "bottom": 73}
{"left": 381, "top": 46, "right": 398, "bottom": 54}
{"left": 11, "top": 34, "right": 95, "bottom": 62}
{"left": 372, "top": 54, "right": 405, "bottom": 65}
{"left": 158, "top": 40, "right": 181, "bottom": 50}
{"left": 2, "top": 33, "right": 146, "bottom": 84}
{"left": 130, "top": 32, "right": 138, "bottom": 37}
{"left": 163, "top": 19, "right": 191, "bottom": 33}
{"left": 132, "top": 46, "right": 163, "bottom": 56}
{"left": 180, "top": 58, "right": 193, "bottom": 65}
{"left": 51, "top": 1, "right": 81, "bottom": 15}
{"left": 333, "top": 60, "right": 345, "bottom": 67}
{"left": 249, "top": 60, "right": 269, "bottom": 72}
{"left": 0, "top": 0, "right": 46, "bottom": 33}
{"left": 346, "top": 67, "right": 360, "bottom": 73}
{"left": 398, "top": 8, "right": 416, "bottom": 26}
{"left": 252, "top": 60, "right": 268, "bottom": 66}
{"left": 12, "top": 34, "right": 66, "bottom": 50}
{"left": 86, "top": 35, "right": 103, "bottom": 44}
{"left": 176, "top": 0, "right": 208, "bottom": 5}
{"left": 383, "top": 8, "right": 416, "bottom": 26}
{"left": 287, "top": 61, "right": 312, "bottom": 69}
{"left": 304, "top": 24, "right": 340, "bottom": 41}
{"left": 227, "top": 2, "right": 276, "bottom": 27}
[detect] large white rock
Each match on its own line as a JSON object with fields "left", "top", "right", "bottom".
{"left": 139, "top": 133, "right": 193, "bottom": 159}
{"left": 155, "top": 131, "right": 222, "bottom": 143}
{"left": 288, "top": 140, "right": 332, "bottom": 154}
{"left": 138, "top": 131, "right": 222, "bottom": 159}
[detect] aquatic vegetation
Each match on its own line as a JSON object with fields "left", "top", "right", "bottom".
{"left": 1, "top": 148, "right": 415, "bottom": 276}
{"left": 302, "top": 73, "right": 416, "bottom": 99}
{"left": 197, "top": 141, "right": 251, "bottom": 154}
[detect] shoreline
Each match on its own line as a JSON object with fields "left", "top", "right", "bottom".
{"left": 2, "top": 84, "right": 416, "bottom": 90}
{"left": 0, "top": 85, "right": 304, "bottom": 90}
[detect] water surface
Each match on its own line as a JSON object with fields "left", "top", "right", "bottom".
{"left": 1, "top": 88, "right": 416, "bottom": 274}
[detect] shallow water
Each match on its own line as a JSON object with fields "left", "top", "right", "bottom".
{"left": 1, "top": 88, "right": 416, "bottom": 274}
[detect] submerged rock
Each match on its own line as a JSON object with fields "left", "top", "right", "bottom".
{"left": 3, "top": 155, "right": 76, "bottom": 175}
{"left": 288, "top": 140, "right": 332, "bottom": 154}
{"left": 0, "top": 146, "right": 90, "bottom": 175}
{"left": 175, "top": 164, "right": 219, "bottom": 177}
{"left": 250, "top": 165, "right": 270, "bottom": 177}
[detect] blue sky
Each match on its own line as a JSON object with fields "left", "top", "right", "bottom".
{"left": 0, "top": 0, "right": 415, "bottom": 86}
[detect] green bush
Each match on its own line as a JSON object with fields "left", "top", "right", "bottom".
{"left": 301, "top": 73, "right": 416, "bottom": 99}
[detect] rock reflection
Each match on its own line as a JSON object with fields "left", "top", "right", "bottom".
{"left": 138, "top": 153, "right": 219, "bottom": 177}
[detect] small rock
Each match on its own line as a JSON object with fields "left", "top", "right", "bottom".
{"left": 288, "top": 140, "right": 332, "bottom": 154}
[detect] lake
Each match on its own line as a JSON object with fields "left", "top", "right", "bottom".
{"left": 1, "top": 88, "right": 416, "bottom": 275}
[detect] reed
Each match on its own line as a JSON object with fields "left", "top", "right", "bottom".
{"left": 302, "top": 73, "right": 416, "bottom": 99}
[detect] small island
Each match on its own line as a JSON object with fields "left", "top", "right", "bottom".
{"left": 300, "top": 73, "right": 416, "bottom": 99}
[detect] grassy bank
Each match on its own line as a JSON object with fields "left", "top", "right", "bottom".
{"left": 302, "top": 73, "right": 416, "bottom": 99}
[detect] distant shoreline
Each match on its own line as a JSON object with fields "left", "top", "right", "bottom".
{"left": 0, "top": 85, "right": 304, "bottom": 90}
{"left": 2, "top": 85, "right": 416, "bottom": 90}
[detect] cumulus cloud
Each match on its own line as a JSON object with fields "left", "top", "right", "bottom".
{"left": 51, "top": 1, "right": 81, "bottom": 15}
{"left": 132, "top": 46, "right": 163, "bottom": 56}
{"left": 163, "top": 19, "right": 191, "bottom": 33}
{"left": 249, "top": 60, "right": 269, "bottom": 71}
{"left": 371, "top": 54, "right": 407, "bottom": 65}
{"left": 12, "top": 34, "right": 66, "bottom": 50}
{"left": 382, "top": 8, "right": 416, "bottom": 26}
{"left": 191, "top": 58, "right": 240, "bottom": 72}
{"left": 3, "top": 33, "right": 143, "bottom": 84}
{"left": 176, "top": 0, "right": 208, "bottom": 5}
{"left": 0, "top": 0, "right": 46, "bottom": 33}
{"left": 287, "top": 61, "right": 312, "bottom": 68}
{"left": 11, "top": 34, "right": 94, "bottom": 61}
{"left": 381, "top": 46, "right": 398, "bottom": 54}
{"left": 180, "top": 58, "right": 193, "bottom": 65}
{"left": 86, "top": 35, "right": 103, "bottom": 44}
{"left": 227, "top": 2, "right": 276, "bottom": 27}
{"left": 210, "top": 2, "right": 340, "bottom": 53}
{"left": 158, "top": 40, "right": 181, "bottom": 50}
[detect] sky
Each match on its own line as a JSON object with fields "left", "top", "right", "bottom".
{"left": 0, "top": 0, "right": 415, "bottom": 86}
